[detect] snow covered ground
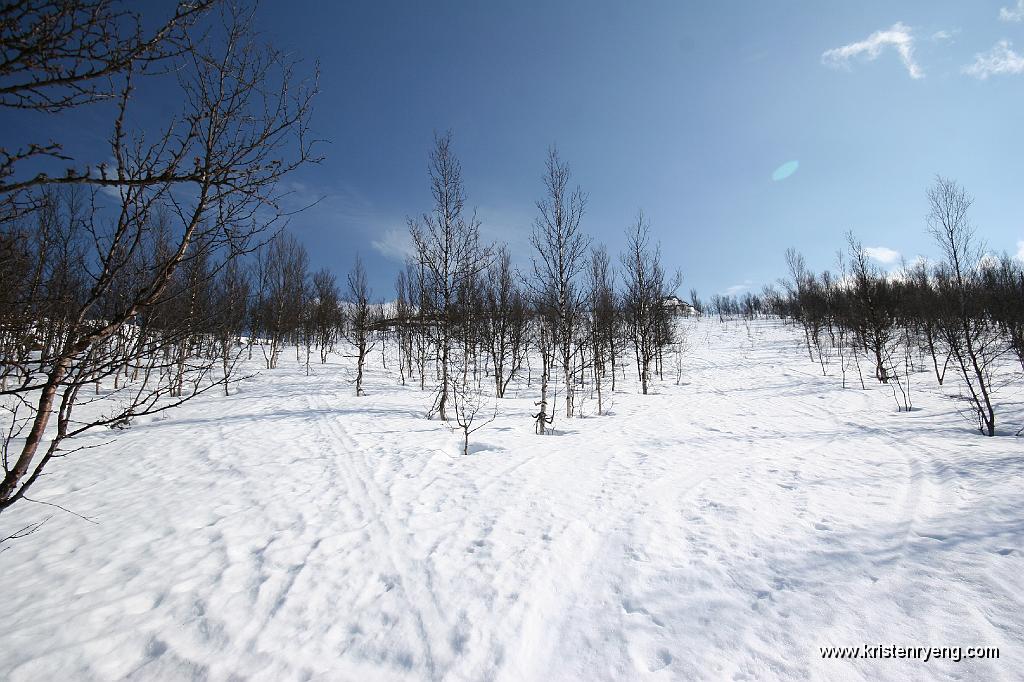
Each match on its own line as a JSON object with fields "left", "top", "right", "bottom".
{"left": 1, "top": 319, "right": 1022, "bottom": 681}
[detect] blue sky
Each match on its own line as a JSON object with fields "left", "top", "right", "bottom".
{"left": 10, "top": 1, "right": 1024, "bottom": 299}
{"left": 259, "top": 0, "right": 1024, "bottom": 299}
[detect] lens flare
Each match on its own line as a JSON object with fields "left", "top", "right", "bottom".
{"left": 771, "top": 160, "right": 799, "bottom": 181}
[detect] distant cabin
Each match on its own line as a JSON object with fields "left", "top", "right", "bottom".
{"left": 662, "top": 295, "right": 696, "bottom": 317}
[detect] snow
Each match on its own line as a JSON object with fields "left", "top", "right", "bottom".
{"left": 1, "top": 319, "right": 1022, "bottom": 681}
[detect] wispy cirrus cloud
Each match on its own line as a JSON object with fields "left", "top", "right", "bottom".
{"left": 369, "top": 204, "right": 532, "bottom": 266}
{"left": 822, "top": 22, "right": 923, "bottom": 79}
{"left": 930, "top": 29, "right": 958, "bottom": 43}
{"left": 370, "top": 228, "right": 416, "bottom": 262}
{"left": 1000, "top": 0, "right": 1024, "bottom": 22}
{"left": 963, "top": 40, "right": 1024, "bottom": 79}
{"left": 722, "top": 281, "right": 753, "bottom": 297}
{"left": 864, "top": 246, "right": 901, "bottom": 264}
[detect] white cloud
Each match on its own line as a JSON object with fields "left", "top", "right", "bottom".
{"left": 722, "top": 281, "right": 752, "bottom": 296}
{"left": 1000, "top": 0, "right": 1024, "bottom": 22}
{"left": 91, "top": 158, "right": 131, "bottom": 201}
{"left": 822, "top": 22, "right": 923, "bottom": 79}
{"left": 370, "top": 228, "right": 416, "bottom": 262}
{"left": 98, "top": 183, "right": 126, "bottom": 200}
{"left": 963, "top": 40, "right": 1024, "bottom": 79}
{"left": 930, "top": 29, "right": 958, "bottom": 43}
{"left": 1016, "top": 240, "right": 1024, "bottom": 262}
{"left": 864, "top": 246, "right": 901, "bottom": 264}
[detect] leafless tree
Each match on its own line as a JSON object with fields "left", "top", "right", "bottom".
{"left": 253, "top": 232, "right": 309, "bottom": 369}
{"left": 310, "top": 268, "right": 341, "bottom": 364}
{"left": 829, "top": 250, "right": 856, "bottom": 389}
{"left": 620, "top": 211, "right": 675, "bottom": 395}
{"left": 0, "top": 3, "right": 319, "bottom": 515}
{"left": 783, "top": 248, "right": 816, "bottom": 361}
{"left": 709, "top": 293, "right": 727, "bottom": 324}
{"left": 587, "top": 244, "right": 617, "bottom": 413}
{"left": 482, "top": 247, "right": 529, "bottom": 398}
{"left": 0, "top": 0, "right": 213, "bottom": 225}
{"left": 927, "top": 176, "right": 1004, "bottom": 436}
{"left": 904, "top": 259, "right": 949, "bottom": 385}
{"left": 449, "top": 350, "right": 497, "bottom": 456}
{"left": 530, "top": 146, "right": 589, "bottom": 418}
{"left": 393, "top": 268, "right": 414, "bottom": 384}
{"left": 774, "top": 176, "right": 1021, "bottom": 435}
{"left": 211, "top": 256, "right": 250, "bottom": 394}
{"left": 846, "top": 234, "right": 900, "bottom": 384}
{"left": 454, "top": 265, "right": 485, "bottom": 392}
{"left": 531, "top": 291, "right": 557, "bottom": 434}
{"left": 406, "top": 258, "right": 432, "bottom": 392}
{"left": 343, "top": 254, "right": 376, "bottom": 396}
{"left": 408, "top": 131, "right": 491, "bottom": 420}
{"left": 672, "top": 328, "right": 690, "bottom": 386}
{"left": 688, "top": 288, "right": 704, "bottom": 317}
{"left": 989, "top": 254, "right": 1024, "bottom": 374}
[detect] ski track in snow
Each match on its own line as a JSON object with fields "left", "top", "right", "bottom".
{"left": 1, "top": 319, "right": 1023, "bottom": 681}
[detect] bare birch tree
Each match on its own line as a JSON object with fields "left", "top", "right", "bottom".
{"left": 530, "top": 146, "right": 589, "bottom": 418}
{"left": 587, "top": 244, "right": 617, "bottom": 413}
{"left": 0, "top": 3, "right": 319, "bottom": 515}
{"left": 620, "top": 211, "right": 675, "bottom": 395}
{"left": 310, "top": 268, "right": 341, "bottom": 364}
{"left": 408, "top": 131, "right": 490, "bottom": 420}
{"left": 927, "top": 177, "right": 1004, "bottom": 436}
{"left": 343, "top": 254, "right": 376, "bottom": 396}
{"left": 482, "top": 247, "right": 529, "bottom": 398}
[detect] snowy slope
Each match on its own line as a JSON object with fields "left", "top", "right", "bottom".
{"left": 1, "top": 320, "right": 1022, "bottom": 681}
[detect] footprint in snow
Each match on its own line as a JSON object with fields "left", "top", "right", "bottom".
{"left": 145, "top": 637, "right": 168, "bottom": 659}
{"left": 648, "top": 649, "right": 673, "bottom": 672}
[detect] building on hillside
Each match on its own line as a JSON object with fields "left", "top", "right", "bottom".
{"left": 662, "top": 295, "right": 695, "bottom": 317}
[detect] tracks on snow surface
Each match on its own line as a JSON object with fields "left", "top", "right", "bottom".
{"left": 1, "top": 320, "right": 1022, "bottom": 681}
